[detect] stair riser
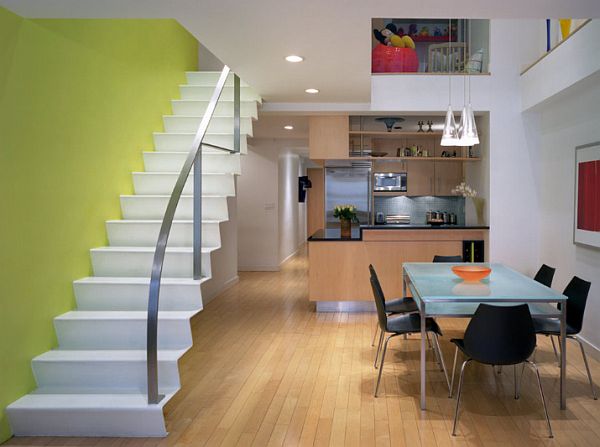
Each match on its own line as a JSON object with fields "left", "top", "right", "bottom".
{"left": 172, "top": 100, "right": 257, "bottom": 119}
{"left": 91, "top": 250, "right": 212, "bottom": 278}
{"left": 107, "top": 221, "right": 221, "bottom": 248}
{"left": 163, "top": 116, "right": 253, "bottom": 135}
{"left": 55, "top": 318, "right": 192, "bottom": 350}
{"left": 132, "top": 173, "right": 235, "bottom": 196}
{"left": 153, "top": 133, "right": 248, "bottom": 154}
{"left": 7, "top": 406, "right": 167, "bottom": 437}
{"left": 74, "top": 281, "right": 203, "bottom": 311}
{"left": 180, "top": 85, "right": 260, "bottom": 102}
{"left": 33, "top": 359, "right": 180, "bottom": 392}
{"left": 120, "top": 196, "right": 229, "bottom": 221}
{"left": 185, "top": 72, "right": 250, "bottom": 87}
{"left": 143, "top": 152, "right": 241, "bottom": 174}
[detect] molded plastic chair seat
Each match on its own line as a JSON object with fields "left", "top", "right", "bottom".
{"left": 385, "top": 297, "right": 418, "bottom": 314}
{"left": 432, "top": 255, "right": 463, "bottom": 263}
{"left": 387, "top": 313, "right": 441, "bottom": 335}
{"left": 532, "top": 318, "right": 578, "bottom": 336}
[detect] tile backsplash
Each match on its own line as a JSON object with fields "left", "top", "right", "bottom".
{"left": 374, "top": 196, "right": 465, "bottom": 225}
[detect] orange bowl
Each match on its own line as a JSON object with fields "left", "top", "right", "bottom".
{"left": 451, "top": 265, "right": 492, "bottom": 282}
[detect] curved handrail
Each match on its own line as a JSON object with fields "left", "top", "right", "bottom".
{"left": 147, "top": 66, "right": 232, "bottom": 404}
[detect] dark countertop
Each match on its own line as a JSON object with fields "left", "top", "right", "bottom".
{"left": 308, "top": 224, "right": 490, "bottom": 241}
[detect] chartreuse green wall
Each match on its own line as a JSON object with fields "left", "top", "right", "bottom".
{"left": 0, "top": 7, "right": 198, "bottom": 442}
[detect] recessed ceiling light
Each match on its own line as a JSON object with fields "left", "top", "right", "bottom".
{"left": 305, "top": 88, "right": 319, "bottom": 94}
{"left": 284, "top": 125, "right": 294, "bottom": 130}
{"left": 285, "top": 55, "right": 304, "bottom": 63}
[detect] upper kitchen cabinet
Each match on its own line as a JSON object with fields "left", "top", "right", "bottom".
{"left": 435, "top": 161, "right": 463, "bottom": 195}
{"left": 309, "top": 116, "right": 349, "bottom": 160}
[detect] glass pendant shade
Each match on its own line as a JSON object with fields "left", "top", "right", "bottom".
{"left": 441, "top": 105, "right": 459, "bottom": 146}
{"left": 458, "top": 103, "right": 479, "bottom": 146}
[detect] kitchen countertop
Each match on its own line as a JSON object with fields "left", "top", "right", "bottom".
{"left": 308, "top": 224, "right": 490, "bottom": 241}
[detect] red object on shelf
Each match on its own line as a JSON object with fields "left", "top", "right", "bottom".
{"left": 372, "top": 44, "right": 419, "bottom": 73}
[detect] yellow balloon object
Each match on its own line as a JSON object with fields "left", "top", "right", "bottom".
{"left": 401, "top": 35, "right": 415, "bottom": 49}
{"left": 390, "top": 34, "right": 405, "bottom": 47}
{"left": 559, "top": 18, "right": 572, "bottom": 40}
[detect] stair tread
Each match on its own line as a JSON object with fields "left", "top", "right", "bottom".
{"left": 34, "top": 349, "right": 187, "bottom": 362}
{"left": 153, "top": 131, "right": 249, "bottom": 136}
{"left": 8, "top": 392, "right": 175, "bottom": 409}
{"left": 105, "top": 219, "right": 221, "bottom": 224}
{"left": 143, "top": 150, "right": 240, "bottom": 156}
{"left": 55, "top": 310, "right": 197, "bottom": 320}
{"left": 120, "top": 194, "right": 226, "bottom": 198}
{"left": 132, "top": 171, "right": 230, "bottom": 176}
{"left": 73, "top": 276, "right": 207, "bottom": 285}
{"left": 90, "top": 246, "right": 218, "bottom": 253}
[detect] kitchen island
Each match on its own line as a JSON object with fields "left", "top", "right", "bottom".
{"left": 308, "top": 225, "right": 489, "bottom": 308}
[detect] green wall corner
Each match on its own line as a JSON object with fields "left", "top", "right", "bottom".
{"left": 0, "top": 7, "right": 198, "bottom": 442}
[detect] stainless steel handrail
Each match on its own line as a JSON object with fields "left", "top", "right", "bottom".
{"left": 147, "top": 65, "right": 238, "bottom": 404}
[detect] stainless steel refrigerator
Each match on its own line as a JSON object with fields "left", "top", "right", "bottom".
{"left": 325, "top": 166, "right": 371, "bottom": 228}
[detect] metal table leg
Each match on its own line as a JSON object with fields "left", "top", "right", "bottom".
{"left": 421, "top": 300, "right": 427, "bottom": 410}
{"left": 560, "top": 304, "right": 567, "bottom": 410}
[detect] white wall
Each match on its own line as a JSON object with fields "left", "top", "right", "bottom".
{"left": 278, "top": 152, "right": 307, "bottom": 264}
{"left": 537, "top": 81, "right": 600, "bottom": 349}
{"left": 237, "top": 139, "right": 308, "bottom": 270}
{"left": 237, "top": 143, "right": 280, "bottom": 271}
{"left": 201, "top": 194, "right": 239, "bottom": 303}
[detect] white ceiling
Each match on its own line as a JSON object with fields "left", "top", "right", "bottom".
{"left": 2, "top": 0, "right": 600, "bottom": 103}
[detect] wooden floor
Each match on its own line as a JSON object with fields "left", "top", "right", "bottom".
{"left": 7, "top": 247, "right": 600, "bottom": 446}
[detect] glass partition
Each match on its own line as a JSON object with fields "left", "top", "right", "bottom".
{"left": 371, "top": 18, "right": 490, "bottom": 74}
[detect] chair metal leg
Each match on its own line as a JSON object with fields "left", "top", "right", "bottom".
{"left": 514, "top": 364, "right": 519, "bottom": 399}
{"left": 426, "top": 331, "right": 432, "bottom": 350}
{"left": 375, "top": 334, "right": 398, "bottom": 397}
{"left": 371, "top": 321, "right": 379, "bottom": 347}
{"left": 452, "top": 359, "right": 471, "bottom": 436}
{"left": 374, "top": 330, "right": 384, "bottom": 369}
{"left": 497, "top": 365, "right": 502, "bottom": 374}
{"left": 572, "top": 336, "right": 598, "bottom": 400}
{"left": 550, "top": 335, "right": 559, "bottom": 362}
{"left": 527, "top": 360, "right": 553, "bottom": 438}
{"left": 430, "top": 333, "right": 443, "bottom": 371}
{"left": 449, "top": 345, "right": 458, "bottom": 398}
{"left": 432, "top": 333, "right": 451, "bottom": 393}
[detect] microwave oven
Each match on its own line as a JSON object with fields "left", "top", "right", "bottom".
{"left": 374, "top": 172, "right": 407, "bottom": 192}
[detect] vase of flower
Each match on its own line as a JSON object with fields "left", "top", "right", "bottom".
{"left": 334, "top": 204, "right": 359, "bottom": 238}
{"left": 452, "top": 182, "right": 485, "bottom": 225}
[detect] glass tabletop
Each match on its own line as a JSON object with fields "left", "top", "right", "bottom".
{"left": 403, "top": 263, "right": 567, "bottom": 304}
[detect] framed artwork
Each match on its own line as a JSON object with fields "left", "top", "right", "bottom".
{"left": 574, "top": 142, "right": 600, "bottom": 249}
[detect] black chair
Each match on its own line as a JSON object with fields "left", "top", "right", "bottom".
{"left": 369, "top": 265, "right": 418, "bottom": 359}
{"left": 432, "top": 255, "right": 463, "bottom": 263}
{"left": 370, "top": 255, "right": 462, "bottom": 354}
{"left": 532, "top": 276, "right": 596, "bottom": 400}
{"left": 370, "top": 275, "right": 450, "bottom": 397}
{"left": 533, "top": 264, "right": 556, "bottom": 288}
{"left": 450, "top": 304, "right": 552, "bottom": 438}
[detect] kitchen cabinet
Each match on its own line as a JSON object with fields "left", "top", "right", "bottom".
{"left": 434, "top": 161, "right": 463, "bottom": 195}
{"left": 406, "top": 160, "right": 434, "bottom": 196}
{"left": 309, "top": 116, "right": 349, "bottom": 160}
{"left": 306, "top": 168, "right": 325, "bottom": 235}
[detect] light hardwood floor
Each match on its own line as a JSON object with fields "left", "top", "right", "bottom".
{"left": 7, "top": 247, "right": 600, "bottom": 446}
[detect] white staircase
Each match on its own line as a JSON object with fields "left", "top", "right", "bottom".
{"left": 6, "top": 71, "right": 260, "bottom": 437}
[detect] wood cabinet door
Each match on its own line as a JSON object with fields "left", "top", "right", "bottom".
{"left": 435, "top": 162, "right": 463, "bottom": 196}
{"left": 306, "top": 168, "right": 324, "bottom": 236}
{"left": 406, "top": 161, "right": 434, "bottom": 196}
{"left": 309, "top": 116, "right": 349, "bottom": 160}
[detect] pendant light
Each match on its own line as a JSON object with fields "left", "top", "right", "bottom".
{"left": 458, "top": 20, "right": 479, "bottom": 146}
{"left": 441, "top": 19, "right": 459, "bottom": 146}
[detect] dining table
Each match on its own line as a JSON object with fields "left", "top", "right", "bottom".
{"left": 402, "top": 262, "right": 568, "bottom": 411}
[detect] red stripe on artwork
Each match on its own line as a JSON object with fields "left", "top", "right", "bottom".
{"left": 578, "top": 161, "right": 595, "bottom": 231}
{"left": 595, "top": 160, "right": 600, "bottom": 232}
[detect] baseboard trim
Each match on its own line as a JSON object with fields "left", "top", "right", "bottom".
{"left": 576, "top": 334, "right": 600, "bottom": 362}
{"left": 238, "top": 265, "right": 280, "bottom": 272}
{"left": 316, "top": 301, "right": 375, "bottom": 312}
{"left": 201, "top": 275, "right": 239, "bottom": 304}
{"left": 279, "top": 249, "right": 299, "bottom": 267}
